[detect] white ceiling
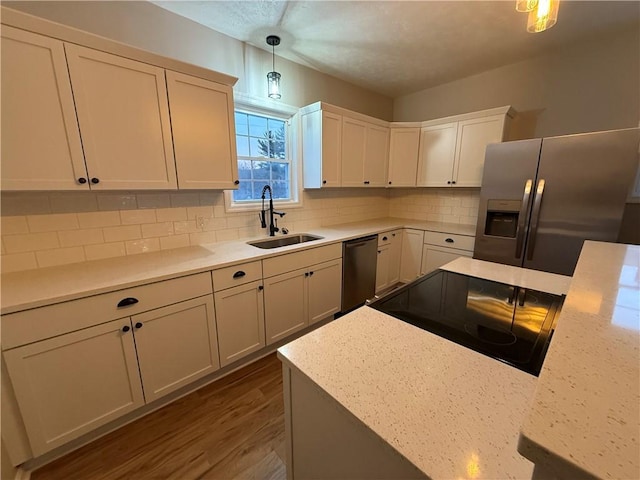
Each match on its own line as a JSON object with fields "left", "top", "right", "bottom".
{"left": 152, "top": 1, "right": 639, "bottom": 98}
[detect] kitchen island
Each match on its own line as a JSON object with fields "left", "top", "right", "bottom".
{"left": 277, "top": 241, "right": 639, "bottom": 479}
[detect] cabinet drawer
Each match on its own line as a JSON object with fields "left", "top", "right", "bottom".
{"left": 211, "top": 261, "right": 262, "bottom": 292}
{"left": 378, "top": 230, "right": 400, "bottom": 246}
{"left": 423, "top": 231, "right": 475, "bottom": 251}
{"left": 1, "top": 273, "right": 212, "bottom": 350}
{"left": 263, "top": 243, "right": 342, "bottom": 278}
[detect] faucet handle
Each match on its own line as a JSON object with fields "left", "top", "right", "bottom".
{"left": 281, "top": 227, "right": 289, "bottom": 235}
{"left": 273, "top": 218, "right": 280, "bottom": 233}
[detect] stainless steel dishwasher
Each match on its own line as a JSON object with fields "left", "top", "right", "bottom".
{"left": 341, "top": 235, "right": 378, "bottom": 312}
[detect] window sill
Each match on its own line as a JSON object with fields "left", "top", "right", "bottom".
{"left": 223, "top": 192, "right": 303, "bottom": 213}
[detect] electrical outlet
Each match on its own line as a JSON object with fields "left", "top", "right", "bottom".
{"left": 195, "top": 215, "right": 205, "bottom": 229}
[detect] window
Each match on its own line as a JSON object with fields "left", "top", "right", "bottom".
{"left": 231, "top": 110, "right": 297, "bottom": 206}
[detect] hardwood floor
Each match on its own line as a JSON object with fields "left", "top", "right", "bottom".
{"left": 31, "top": 354, "right": 286, "bottom": 480}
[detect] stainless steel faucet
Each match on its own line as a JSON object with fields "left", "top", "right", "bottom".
{"left": 259, "top": 185, "right": 285, "bottom": 236}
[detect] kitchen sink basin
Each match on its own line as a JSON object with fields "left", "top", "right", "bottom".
{"left": 248, "top": 234, "right": 324, "bottom": 249}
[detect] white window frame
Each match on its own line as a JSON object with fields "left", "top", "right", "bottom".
{"left": 224, "top": 93, "right": 302, "bottom": 213}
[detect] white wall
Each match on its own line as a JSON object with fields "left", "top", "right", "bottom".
{"left": 393, "top": 26, "right": 640, "bottom": 139}
{"left": 3, "top": 0, "right": 393, "bottom": 119}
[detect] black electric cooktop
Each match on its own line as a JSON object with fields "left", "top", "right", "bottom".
{"left": 369, "top": 270, "right": 564, "bottom": 376}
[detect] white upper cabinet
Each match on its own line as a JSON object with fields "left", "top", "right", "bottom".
{"left": 364, "top": 124, "right": 390, "bottom": 187}
{"left": 65, "top": 44, "right": 178, "bottom": 190}
{"left": 388, "top": 126, "right": 421, "bottom": 187}
{"left": 166, "top": 71, "right": 238, "bottom": 189}
{"left": 417, "top": 122, "right": 459, "bottom": 187}
{"left": 341, "top": 117, "right": 368, "bottom": 186}
{"left": 302, "top": 107, "right": 342, "bottom": 188}
{"left": 1, "top": 27, "right": 88, "bottom": 190}
{"left": 417, "top": 108, "right": 513, "bottom": 188}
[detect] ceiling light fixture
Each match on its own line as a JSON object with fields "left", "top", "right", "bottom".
{"left": 515, "top": 0, "right": 537, "bottom": 12}
{"left": 526, "top": 0, "right": 560, "bottom": 33}
{"left": 266, "top": 35, "right": 281, "bottom": 99}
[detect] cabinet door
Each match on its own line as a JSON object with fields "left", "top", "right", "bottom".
{"left": 364, "top": 124, "right": 389, "bottom": 186}
{"left": 420, "top": 245, "right": 472, "bottom": 275}
{"left": 453, "top": 115, "right": 505, "bottom": 187}
{"left": 322, "top": 111, "right": 343, "bottom": 187}
{"left": 132, "top": 295, "right": 219, "bottom": 403}
{"left": 399, "top": 229, "right": 425, "bottom": 283}
{"left": 388, "top": 128, "right": 420, "bottom": 187}
{"left": 375, "top": 244, "right": 390, "bottom": 294}
{"left": 166, "top": 71, "right": 238, "bottom": 189}
{"left": 341, "top": 117, "right": 367, "bottom": 186}
{"left": 214, "top": 281, "right": 266, "bottom": 367}
{"left": 1, "top": 27, "right": 87, "bottom": 190}
{"left": 3, "top": 319, "right": 144, "bottom": 456}
{"left": 416, "top": 122, "right": 458, "bottom": 187}
{"left": 264, "top": 268, "right": 308, "bottom": 345}
{"left": 65, "top": 44, "right": 177, "bottom": 189}
{"left": 308, "top": 259, "right": 342, "bottom": 325}
{"left": 387, "top": 230, "right": 402, "bottom": 285}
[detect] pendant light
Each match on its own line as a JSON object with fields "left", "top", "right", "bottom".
{"left": 526, "top": 0, "right": 559, "bottom": 33}
{"left": 266, "top": 35, "right": 281, "bottom": 99}
{"left": 515, "top": 0, "right": 537, "bottom": 12}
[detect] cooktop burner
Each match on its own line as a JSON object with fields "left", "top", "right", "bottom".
{"left": 369, "top": 269, "right": 564, "bottom": 376}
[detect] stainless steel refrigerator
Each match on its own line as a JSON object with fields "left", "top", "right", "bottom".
{"left": 473, "top": 128, "right": 639, "bottom": 276}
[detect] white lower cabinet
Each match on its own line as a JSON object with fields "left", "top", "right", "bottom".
{"left": 376, "top": 230, "right": 402, "bottom": 293}
{"left": 420, "top": 232, "right": 475, "bottom": 274}
{"left": 399, "top": 229, "right": 425, "bottom": 283}
{"left": 132, "top": 296, "right": 219, "bottom": 403}
{"left": 214, "top": 280, "right": 266, "bottom": 367}
{"left": 3, "top": 318, "right": 145, "bottom": 456}
{"left": 262, "top": 244, "right": 343, "bottom": 345}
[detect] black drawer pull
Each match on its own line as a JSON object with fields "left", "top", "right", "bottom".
{"left": 135, "top": 322, "right": 143, "bottom": 329}
{"left": 122, "top": 325, "right": 130, "bottom": 333}
{"left": 233, "top": 271, "right": 246, "bottom": 279}
{"left": 364, "top": 181, "right": 370, "bottom": 185}
{"left": 382, "top": 236, "right": 388, "bottom": 241}
{"left": 445, "top": 238, "right": 455, "bottom": 243}
{"left": 117, "top": 297, "right": 139, "bottom": 308}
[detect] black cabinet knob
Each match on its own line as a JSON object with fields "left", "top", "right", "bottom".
{"left": 122, "top": 325, "right": 130, "bottom": 333}
{"left": 447, "top": 181, "right": 451, "bottom": 185}
{"left": 304, "top": 272, "right": 309, "bottom": 277}
{"left": 117, "top": 297, "right": 139, "bottom": 308}
{"left": 258, "top": 285, "right": 264, "bottom": 291}
{"left": 309, "top": 271, "right": 314, "bottom": 276}
{"left": 91, "top": 177, "right": 100, "bottom": 184}
{"left": 322, "top": 180, "right": 327, "bottom": 184}
{"left": 78, "top": 177, "right": 87, "bottom": 184}
{"left": 232, "top": 271, "right": 246, "bottom": 279}
{"left": 234, "top": 180, "right": 240, "bottom": 185}
{"left": 364, "top": 181, "right": 370, "bottom": 185}
{"left": 451, "top": 180, "right": 456, "bottom": 184}
{"left": 382, "top": 236, "right": 388, "bottom": 241}
{"left": 388, "top": 181, "right": 392, "bottom": 185}
{"left": 378, "top": 250, "right": 381, "bottom": 254}
{"left": 445, "top": 238, "right": 454, "bottom": 243}
{"left": 135, "top": 322, "right": 143, "bottom": 329}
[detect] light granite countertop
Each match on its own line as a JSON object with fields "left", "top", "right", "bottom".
{"left": 0, "top": 218, "right": 475, "bottom": 314}
{"left": 518, "top": 241, "right": 640, "bottom": 479}
{"left": 278, "top": 307, "right": 538, "bottom": 479}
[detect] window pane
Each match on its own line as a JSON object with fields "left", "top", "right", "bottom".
{"left": 270, "top": 162, "right": 289, "bottom": 181}
{"left": 235, "top": 112, "right": 248, "bottom": 136}
{"left": 238, "top": 159, "right": 252, "bottom": 179}
{"left": 271, "top": 181, "right": 290, "bottom": 200}
{"left": 232, "top": 181, "right": 253, "bottom": 201}
{"left": 248, "top": 115, "right": 268, "bottom": 137}
{"left": 236, "top": 136, "right": 250, "bottom": 157}
{"left": 253, "top": 161, "right": 270, "bottom": 180}
{"left": 272, "top": 141, "right": 286, "bottom": 159}
{"left": 249, "top": 137, "right": 269, "bottom": 158}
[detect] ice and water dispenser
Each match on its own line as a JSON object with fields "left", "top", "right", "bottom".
{"left": 484, "top": 200, "right": 521, "bottom": 238}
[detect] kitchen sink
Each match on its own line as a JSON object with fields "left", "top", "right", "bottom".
{"left": 247, "top": 234, "right": 324, "bottom": 249}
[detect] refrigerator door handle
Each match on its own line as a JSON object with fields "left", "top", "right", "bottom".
{"left": 526, "top": 179, "right": 546, "bottom": 261}
{"left": 515, "top": 179, "right": 533, "bottom": 258}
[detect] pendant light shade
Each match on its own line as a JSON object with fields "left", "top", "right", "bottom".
{"left": 266, "top": 35, "right": 281, "bottom": 99}
{"left": 527, "top": 0, "right": 559, "bottom": 33}
{"left": 515, "top": 0, "right": 538, "bottom": 12}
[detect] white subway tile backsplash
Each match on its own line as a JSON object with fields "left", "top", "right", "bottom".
{"left": 189, "top": 231, "right": 216, "bottom": 246}
{"left": 77, "top": 211, "right": 121, "bottom": 228}
{"left": 173, "top": 220, "right": 199, "bottom": 235}
{"left": 103, "top": 225, "right": 142, "bottom": 243}
{"left": 36, "top": 247, "right": 85, "bottom": 268}
{"left": 1, "top": 252, "right": 38, "bottom": 273}
{"left": 186, "top": 206, "right": 214, "bottom": 219}
{"left": 125, "top": 238, "right": 161, "bottom": 255}
{"left": 159, "top": 234, "right": 190, "bottom": 250}
{"left": 215, "top": 229, "right": 240, "bottom": 242}
{"left": 27, "top": 213, "right": 79, "bottom": 233}
{"left": 97, "top": 194, "right": 138, "bottom": 211}
{"left": 84, "top": 242, "right": 126, "bottom": 261}
{"left": 1, "top": 216, "right": 29, "bottom": 235}
{"left": 4, "top": 232, "right": 59, "bottom": 253}
{"left": 142, "top": 222, "right": 174, "bottom": 238}
{"left": 58, "top": 228, "right": 105, "bottom": 247}
{"left": 170, "top": 193, "right": 200, "bottom": 207}
{"left": 136, "top": 193, "right": 171, "bottom": 209}
{"left": 156, "top": 208, "right": 188, "bottom": 222}
{"left": 120, "top": 209, "right": 157, "bottom": 225}
{"left": 49, "top": 193, "right": 99, "bottom": 213}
